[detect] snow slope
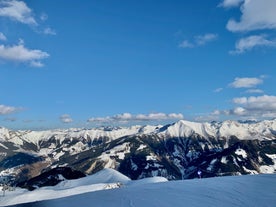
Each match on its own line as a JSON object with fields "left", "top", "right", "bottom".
{"left": 1, "top": 173, "right": 276, "bottom": 207}
{"left": 0, "top": 168, "right": 164, "bottom": 206}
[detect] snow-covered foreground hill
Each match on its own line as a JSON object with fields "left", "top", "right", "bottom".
{"left": 1, "top": 169, "right": 276, "bottom": 207}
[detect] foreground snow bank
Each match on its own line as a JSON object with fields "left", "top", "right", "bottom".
{"left": 1, "top": 173, "right": 276, "bottom": 207}
{"left": 0, "top": 168, "right": 166, "bottom": 206}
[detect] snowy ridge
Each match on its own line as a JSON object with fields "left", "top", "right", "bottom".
{"left": 0, "top": 119, "right": 276, "bottom": 146}
{"left": 0, "top": 125, "right": 159, "bottom": 147}
{"left": 158, "top": 119, "right": 276, "bottom": 140}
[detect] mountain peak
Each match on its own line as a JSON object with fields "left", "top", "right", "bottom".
{"left": 157, "top": 119, "right": 276, "bottom": 140}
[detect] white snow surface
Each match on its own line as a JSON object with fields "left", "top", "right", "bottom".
{"left": 260, "top": 154, "right": 276, "bottom": 174}
{"left": 1, "top": 173, "right": 275, "bottom": 207}
{"left": 0, "top": 168, "right": 164, "bottom": 206}
{"left": 235, "top": 148, "right": 248, "bottom": 158}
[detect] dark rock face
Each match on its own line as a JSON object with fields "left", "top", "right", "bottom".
{"left": 17, "top": 167, "right": 86, "bottom": 190}
{"left": 0, "top": 152, "right": 43, "bottom": 169}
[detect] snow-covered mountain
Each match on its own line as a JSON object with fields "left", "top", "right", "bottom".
{"left": 158, "top": 119, "right": 276, "bottom": 139}
{"left": 0, "top": 119, "right": 276, "bottom": 184}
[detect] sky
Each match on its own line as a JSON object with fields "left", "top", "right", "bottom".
{"left": 0, "top": 0, "right": 276, "bottom": 130}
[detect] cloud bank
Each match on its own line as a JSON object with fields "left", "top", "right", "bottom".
{"left": 88, "top": 112, "right": 184, "bottom": 123}
{"left": 213, "top": 95, "right": 276, "bottom": 119}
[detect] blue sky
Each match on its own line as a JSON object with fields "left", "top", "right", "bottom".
{"left": 0, "top": 0, "right": 276, "bottom": 129}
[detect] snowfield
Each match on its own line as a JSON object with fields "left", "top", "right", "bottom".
{"left": 1, "top": 169, "right": 276, "bottom": 207}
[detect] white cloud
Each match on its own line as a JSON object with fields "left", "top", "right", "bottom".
{"left": 0, "top": 0, "right": 37, "bottom": 25}
{"left": 230, "top": 35, "right": 276, "bottom": 54}
{"left": 0, "top": 1, "right": 56, "bottom": 37}
{"left": 60, "top": 114, "right": 73, "bottom": 123}
{"left": 245, "top": 89, "right": 264, "bottom": 94}
{"left": 212, "top": 95, "right": 276, "bottom": 119}
{"left": 233, "top": 95, "right": 276, "bottom": 111}
{"left": 212, "top": 109, "right": 230, "bottom": 116}
{"left": 211, "top": 95, "right": 276, "bottom": 119}
{"left": 214, "top": 88, "right": 223, "bottom": 93}
{"left": 232, "top": 107, "right": 247, "bottom": 115}
{"left": 179, "top": 33, "right": 218, "bottom": 48}
{"left": 195, "top": 33, "right": 218, "bottom": 46}
{"left": 0, "top": 104, "right": 20, "bottom": 115}
{"left": 0, "top": 32, "right": 7, "bottom": 41}
{"left": 40, "top": 13, "right": 48, "bottom": 21}
{"left": 178, "top": 40, "right": 194, "bottom": 48}
{"left": 229, "top": 77, "right": 263, "bottom": 88}
{"left": 88, "top": 112, "right": 184, "bottom": 123}
{"left": 30, "top": 60, "right": 44, "bottom": 68}
{"left": 43, "top": 27, "right": 56, "bottom": 35}
{"left": 219, "top": 0, "right": 244, "bottom": 8}
{"left": 226, "top": 0, "right": 276, "bottom": 32}
{"left": 212, "top": 107, "right": 247, "bottom": 116}
{"left": 0, "top": 41, "right": 49, "bottom": 67}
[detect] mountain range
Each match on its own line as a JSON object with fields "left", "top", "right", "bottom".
{"left": 0, "top": 119, "right": 276, "bottom": 186}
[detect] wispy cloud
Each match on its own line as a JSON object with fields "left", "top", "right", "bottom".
{"left": 0, "top": 104, "right": 21, "bottom": 115}
{"left": 179, "top": 33, "right": 218, "bottom": 48}
{"left": 4, "top": 117, "right": 17, "bottom": 122}
{"left": 0, "top": 32, "right": 7, "bottom": 41}
{"left": 43, "top": 27, "right": 56, "bottom": 35}
{"left": 230, "top": 35, "right": 276, "bottom": 54}
{"left": 0, "top": 0, "right": 56, "bottom": 36}
{"left": 214, "top": 88, "right": 223, "bottom": 93}
{"left": 178, "top": 40, "right": 194, "bottom": 48}
{"left": 195, "top": 34, "right": 218, "bottom": 46}
{"left": 0, "top": 39, "right": 49, "bottom": 67}
{"left": 0, "top": 0, "right": 37, "bottom": 25}
{"left": 229, "top": 77, "right": 263, "bottom": 88}
{"left": 60, "top": 114, "right": 73, "bottom": 123}
{"left": 40, "top": 13, "right": 48, "bottom": 21}
{"left": 225, "top": 0, "right": 276, "bottom": 32}
{"left": 88, "top": 112, "right": 184, "bottom": 123}
{"left": 245, "top": 89, "right": 264, "bottom": 94}
{"left": 218, "top": 0, "right": 244, "bottom": 8}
